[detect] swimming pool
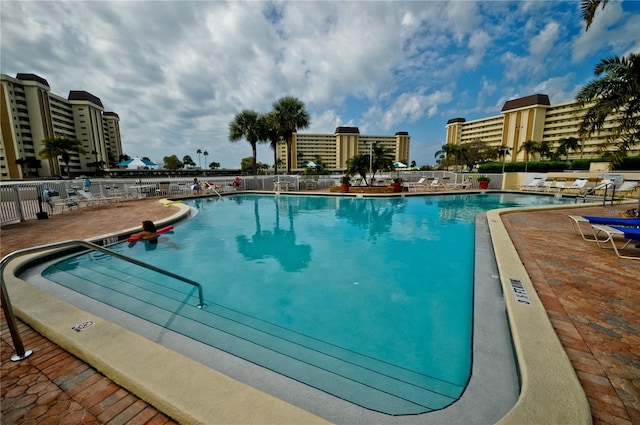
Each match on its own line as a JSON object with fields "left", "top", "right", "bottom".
{"left": 41, "top": 192, "right": 572, "bottom": 415}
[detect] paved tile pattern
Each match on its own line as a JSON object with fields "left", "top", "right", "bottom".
{"left": 1, "top": 311, "right": 177, "bottom": 424}
{"left": 501, "top": 204, "right": 640, "bottom": 425}
{"left": 1, "top": 197, "right": 639, "bottom": 424}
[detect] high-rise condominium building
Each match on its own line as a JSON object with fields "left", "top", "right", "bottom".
{"left": 0, "top": 73, "right": 123, "bottom": 179}
{"left": 277, "top": 127, "right": 410, "bottom": 171}
{"left": 445, "top": 93, "right": 638, "bottom": 163}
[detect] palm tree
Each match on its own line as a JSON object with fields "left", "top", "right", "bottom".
{"left": 556, "top": 137, "right": 579, "bottom": 161}
{"left": 203, "top": 151, "right": 209, "bottom": 169}
{"left": 536, "top": 141, "right": 553, "bottom": 161}
{"left": 581, "top": 0, "right": 609, "bottom": 30}
{"left": 434, "top": 144, "right": 456, "bottom": 170}
{"left": 577, "top": 53, "right": 640, "bottom": 165}
{"left": 261, "top": 111, "right": 283, "bottom": 175}
{"left": 182, "top": 155, "right": 196, "bottom": 168}
{"left": 345, "top": 154, "right": 371, "bottom": 186}
{"left": 229, "top": 110, "right": 265, "bottom": 175}
{"left": 434, "top": 144, "right": 467, "bottom": 171}
{"left": 196, "top": 149, "right": 202, "bottom": 168}
{"left": 518, "top": 140, "right": 539, "bottom": 172}
{"left": 370, "top": 144, "right": 393, "bottom": 182}
{"left": 38, "top": 135, "right": 86, "bottom": 178}
{"left": 271, "top": 97, "right": 310, "bottom": 174}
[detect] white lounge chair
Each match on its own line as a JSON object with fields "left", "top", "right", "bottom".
{"left": 559, "top": 178, "right": 589, "bottom": 193}
{"left": 551, "top": 179, "right": 566, "bottom": 192}
{"left": 76, "top": 189, "right": 123, "bottom": 205}
{"left": 616, "top": 180, "right": 639, "bottom": 198}
{"left": 590, "top": 224, "right": 640, "bottom": 260}
{"left": 427, "top": 178, "right": 442, "bottom": 190}
{"left": 521, "top": 177, "right": 544, "bottom": 191}
{"left": 405, "top": 177, "right": 427, "bottom": 192}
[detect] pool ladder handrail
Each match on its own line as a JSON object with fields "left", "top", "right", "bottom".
{"left": 575, "top": 181, "right": 617, "bottom": 206}
{"left": 1, "top": 239, "right": 207, "bottom": 362}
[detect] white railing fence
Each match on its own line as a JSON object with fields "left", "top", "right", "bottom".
{"left": 1, "top": 173, "right": 502, "bottom": 224}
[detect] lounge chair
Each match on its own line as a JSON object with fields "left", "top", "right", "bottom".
{"left": 559, "top": 178, "right": 589, "bottom": 193}
{"left": 590, "top": 224, "right": 640, "bottom": 260}
{"left": 405, "top": 177, "right": 427, "bottom": 192}
{"left": 76, "top": 189, "right": 123, "bottom": 206}
{"left": 569, "top": 215, "right": 640, "bottom": 241}
{"left": 616, "top": 180, "right": 639, "bottom": 198}
{"left": 537, "top": 178, "right": 555, "bottom": 192}
{"left": 521, "top": 177, "right": 544, "bottom": 191}
{"left": 445, "top": 178, "right": 471, "bottom": 190}
{"left": 551, "top": 179, "right": 566, "bottom": 192}
{"left": 427, "top": 178, "right": 442, "bottom": 190}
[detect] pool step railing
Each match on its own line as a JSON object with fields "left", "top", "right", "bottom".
{"left": 44, "top": 258, "right": 466, "bottom": 414}
{"left": 1, "top": 239, "right": 206, "bottom": 362}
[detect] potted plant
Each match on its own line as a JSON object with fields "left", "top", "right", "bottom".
{"left": 477, "top": 176, "right": 490, "bottom": 189}
{"left": 340, "top": 175, "right": 351, "bottom": 192}
{"left": 391, "top": 177, "right": 403, "bottom": 192}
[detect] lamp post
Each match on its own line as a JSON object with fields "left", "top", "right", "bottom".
{"left": 369, "top": 141, "right": 373, "bottom": 175}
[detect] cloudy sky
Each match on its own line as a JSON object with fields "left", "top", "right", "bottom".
{"left": 2, "top": 1, "right": 639, "bottom": 169}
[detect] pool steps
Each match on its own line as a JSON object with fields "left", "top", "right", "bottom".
{"left": 43, "top": 255, "right": 466, "bottom": 415}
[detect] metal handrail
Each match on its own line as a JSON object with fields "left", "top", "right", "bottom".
{"left": 575, "top": 181, "right": 617, "bottom": 206}
{"left": 1, "top": 239, "right": 206, "bottom": 361}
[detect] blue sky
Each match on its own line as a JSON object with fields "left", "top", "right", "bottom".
{"left": 2, "top": 1, "right": 639, "bottom": 168}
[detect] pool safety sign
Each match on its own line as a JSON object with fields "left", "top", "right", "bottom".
{"left": 72, "top": 320, "right": 95, "bottom": 332}
{"left": 509, "top": 279, "right": 532, "bottom": 306}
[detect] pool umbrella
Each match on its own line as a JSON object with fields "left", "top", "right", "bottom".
{"left": 393, "top": 161, "right": 407, "bottom": 168}
{"left": 304, "top": 161, "right": 319, "bottom": 168}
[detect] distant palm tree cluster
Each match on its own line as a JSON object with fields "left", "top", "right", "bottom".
{"left": 229, "top": 96, "right": 310, "bottom": 176}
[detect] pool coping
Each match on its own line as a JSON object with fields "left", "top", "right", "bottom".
{"left": 3, "top": 194, "right": 593, "bottom": 424}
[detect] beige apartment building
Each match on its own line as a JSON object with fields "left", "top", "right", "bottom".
{"left": 277, "top": 127, "right": 410, "bottom": 171}
{"left": 0, "top": 73, "right": 123, "bottom": 180}
{"left": 445, "top": 93, "right": 638, "bottom": 163}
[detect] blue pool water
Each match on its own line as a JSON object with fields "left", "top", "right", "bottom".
{"left": 42, "top": 193, "right": 571, "bottom": 414}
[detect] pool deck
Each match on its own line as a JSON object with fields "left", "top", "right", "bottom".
{"left": 1, "top": 194, "right": 639, "bottom": 424}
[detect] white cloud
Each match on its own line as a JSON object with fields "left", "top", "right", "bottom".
{"left": 1, "top": 0, "right": 637, "bottom": 168}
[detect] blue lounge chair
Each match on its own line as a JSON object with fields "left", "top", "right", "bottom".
{"left": 590, "top": 225, "right": 640, "bottom": 260}
{"left": 568, "top": 215, "right": 640, "bottom": 241}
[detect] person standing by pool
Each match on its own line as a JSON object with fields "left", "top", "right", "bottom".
{"left": 232, "top": 176, "right": 242, "bottom": 188}
{"left": 191, "top": 178, "right": 201, "bottom": 195}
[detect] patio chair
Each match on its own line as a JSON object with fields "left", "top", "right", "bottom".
{"left": 155, "top": 182, "right": 171, "bottom": 196}
{"left": 427, "top": 178, "right": 444, "bottom": 190}
{"left": 537, "top": 178, "right": 555, "bottom": 192}
{"left": 405, "top": 177, "right": 427, "bottom": 192}
{"left": 616, "top": 180, "right": 639, "bottom": 198}
{"left": 521, "top": 177, "right": 544, "bottom": 191}
{"left": 590, "top": 224, "right": 640, "bottom": 260}
{"left": 559, "top": 178, "right": 589, "bottom": 194}
{"left": 551, "top": 179, "right": 567, "bottom": 192}
{"left": 568, "top": 215, "right": 640, "bottom": 241}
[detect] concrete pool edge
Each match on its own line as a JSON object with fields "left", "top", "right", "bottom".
{"left": 488, "top": 204, "right": 592, "bottom": 425}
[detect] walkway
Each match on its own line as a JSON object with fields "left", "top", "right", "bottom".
{"left": 1, "top": 196, "right": 639, "bottom": 424}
